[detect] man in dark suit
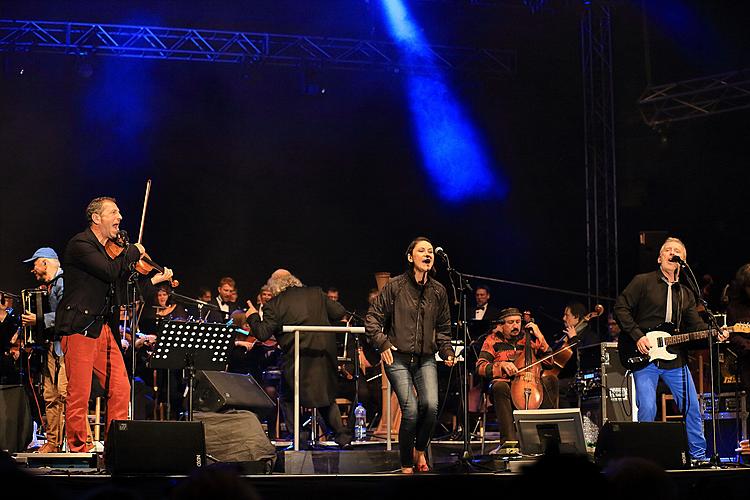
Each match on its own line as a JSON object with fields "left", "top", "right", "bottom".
{"left": 206, "top": 276, "right": 237, "bottom": 323}
{"left": 474, "top": 284, "right": 500, "bottom": 322}
{"left": 246, "top": 269, "right": 351, "bottom": 447}
{"left": 56, "top": 197, "right": 172, "bottom": 452}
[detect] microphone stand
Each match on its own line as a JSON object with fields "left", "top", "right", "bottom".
{"left": 678, "top": 259, "right": 723, "bottom": 467}
{"left": 439, "top": 252, "right": 484, "bottom": 470}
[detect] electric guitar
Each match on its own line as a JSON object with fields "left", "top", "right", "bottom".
{"left": 617, "top": 322, "right": 749, "bottom": 371}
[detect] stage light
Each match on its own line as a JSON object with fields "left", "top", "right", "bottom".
{"left": 379, "top": 0, "right": 506, "bottom": 203}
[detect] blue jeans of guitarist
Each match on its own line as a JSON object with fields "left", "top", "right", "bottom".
{"left": 633, "top": 363, "right": 706, "bottom": 460}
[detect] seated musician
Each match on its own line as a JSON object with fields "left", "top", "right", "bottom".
{"left": 476, "top": 307, "right": 559, "bottom": 450}
{"left": 557, "top": 301, "right": 602, "bottom": 407}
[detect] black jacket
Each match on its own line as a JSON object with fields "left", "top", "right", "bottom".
{"left": 55, "top": 227, "right": 141, "bottom": 338}
{"left": 365, "top": 272, "right": 454, "bottom": 360}
{"left": 248, "top": 286, "right": 346, "bottom": 407}
{"left": 614, "top": 270, "right": 707, "bottom": 369}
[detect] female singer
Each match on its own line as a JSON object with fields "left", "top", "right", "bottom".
{"left": 365, "top": 237, "right": 455, "bottom": 473}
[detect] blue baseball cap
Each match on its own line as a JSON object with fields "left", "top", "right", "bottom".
{"left": 23, "top": 247, "right": 59, "bottom": 263}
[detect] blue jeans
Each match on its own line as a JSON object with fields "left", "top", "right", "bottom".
{"left": 384, "top": 351, "right": 439, "bottom": 467}
{"left": 633, "top": 363, "right": 706, "bottom": 460}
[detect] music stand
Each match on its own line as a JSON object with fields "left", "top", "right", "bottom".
{"left": 150, "top": 321, "right": 234, "bottom": 421}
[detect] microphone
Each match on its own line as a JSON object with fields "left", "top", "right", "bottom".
{"left": 669, "top": 255, "right": 686, "bottom": 266}
{"left": 434, "top": 247, "right": 449, "bottom": 262}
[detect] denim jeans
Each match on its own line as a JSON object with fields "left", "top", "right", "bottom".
{"left": 384, "top": 351, "right": 439, "bottom": 467}
{"left": 633, "top": 363, "right": 706, "bottom": 460}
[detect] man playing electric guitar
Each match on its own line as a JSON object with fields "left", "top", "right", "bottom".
{"left": 614, "top": 237, "right": 728, "bottom": 463}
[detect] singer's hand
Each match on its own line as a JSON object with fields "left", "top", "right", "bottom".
{"left": 718, "top": 326, "right": 730, "bottom": 342}
{"left": 444, "top": 355, "right": 456, "bottom": 367}
{"left": 381, "top": 348, "right": 394, "bottom": 366}
{"left": 636, "top": 336, "right": 651, "bottom": 355}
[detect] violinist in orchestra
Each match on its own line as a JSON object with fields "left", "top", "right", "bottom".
{"left": 20, "top": 247, "right": 68, "bottom": 452}
{"left": 55, "top": 197, "right": 173, "bottom": 452}
{"left": 476, "top": 307, "right": 559, "bottom": 450}
{"left": 614, "top": 237, "right": 728, "bottom": 463}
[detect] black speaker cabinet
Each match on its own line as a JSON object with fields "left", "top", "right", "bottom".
{"left": 595, "top": 421, "right": 690, "bottom": 469}
{"left": 106, "top": 420, "right": 206, "bottom": 474}
{"left": 195, "top": 370, "right": 276, "bottom": 417}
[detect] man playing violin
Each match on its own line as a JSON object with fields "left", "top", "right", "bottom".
{"left": 56, "top": 197, "right": 173, "bottom": 452}
{"left": 476, "top": 307, "right": 559, "bottom": 449}
{"left": 614, "top": 237, "right": 728, "bottom": 463}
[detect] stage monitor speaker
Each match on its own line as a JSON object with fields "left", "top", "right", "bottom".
{"left": 595, "top": 421, "right": 690, "bottom": 470}
{"left": 194, "top": 410, "right": 276, "bottom": 473}
{"left": 106, "top": 420, "right": 206, "bottom": 474}
{"left": 194, "top": 370, "right": 276, "bottom": 418}
{"left": 0, "top": 385, "right": 33, "bottom": 453}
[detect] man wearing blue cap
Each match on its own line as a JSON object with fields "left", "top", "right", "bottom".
{"left": 22, "top": 247, "right": 68, "bottom": 453}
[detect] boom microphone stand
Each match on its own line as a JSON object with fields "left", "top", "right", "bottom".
{"left": 436, "top": 249, "right": 477, "bottom": 466}
{"left": 675, "top": 256, "right": 724, "bottom": 466}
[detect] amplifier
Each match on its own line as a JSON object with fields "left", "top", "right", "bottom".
{"left": 578, "top": 342, "right": 637, "bottom": 425}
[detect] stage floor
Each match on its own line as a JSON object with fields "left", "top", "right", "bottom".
{"left": 11, "top": 440, "right": 750, "bottom": 500}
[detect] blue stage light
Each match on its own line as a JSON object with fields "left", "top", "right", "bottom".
{"left": 380, "top": 0, "right": 506, "bottom": 203}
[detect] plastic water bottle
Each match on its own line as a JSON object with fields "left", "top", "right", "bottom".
{"left": 582, "top": 412, "right": 599, "bottom": 453}
{"left": 354, "top": 403, "right": 367, "bottom": 441}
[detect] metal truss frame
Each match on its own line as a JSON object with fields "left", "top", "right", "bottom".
{"left": 0, "top": 19, "right": 515, "bottom": 77}
{"left": 581, "top": 2, "right": 619, "bottom": 304}
{"left": 639, "top": 69, "right": 750, "bottom": 127}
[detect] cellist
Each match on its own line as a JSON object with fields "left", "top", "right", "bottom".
{"left": 556, "top": 302, "right": 603, "bottom": 407}
{"left": 476, "top": 307, "right": 559, "bottom": 452}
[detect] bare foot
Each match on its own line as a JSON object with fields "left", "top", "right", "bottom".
{"left": 413, "top": 450, "right": 429, "bottom": 472}
{"left": 401, "top": 466, "right": 414, "bottom": 474}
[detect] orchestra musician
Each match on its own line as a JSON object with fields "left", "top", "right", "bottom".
{"left": 614, "top": 237, "right": 728, "bottom": 463}
{"left": 0, "top": 292, "right": 20, "bottom": 384}
{"left": 207, "top": 277, "right": 237, "bottom": 322}
{"left": 557, "top": 302, "right": 601, "bottom": 407}
{"left": 20, "top": 247, "right": 67, "bottom": 453}
{"left": 474, "top": 284, "right": 500, "bottom": 322}
{"left": 476, "top": 307, "right": 559, "bottom": 451}
{"left": 365, "top": 237, "right": 456, "bottom": 473}
{"left": 55, "top": 197, "right": 173, "bottom": 452}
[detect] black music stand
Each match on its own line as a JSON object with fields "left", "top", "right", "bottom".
{"left": 150, "top": 321, "right": 234, "bottom": 421}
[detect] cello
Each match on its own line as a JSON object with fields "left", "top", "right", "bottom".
{"left": 546, "top": 304, "right": 604, "bottom": 378}
{"left": 509, "top": 325, "right": 545, "bottom": 410}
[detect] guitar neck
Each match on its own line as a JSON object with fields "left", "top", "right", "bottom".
{"left": 664, "top": 328, "right": 714, "bottom": 346}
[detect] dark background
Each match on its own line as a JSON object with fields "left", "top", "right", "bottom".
{"left": 1, "top": 1, "right": 748, "bottom": 328}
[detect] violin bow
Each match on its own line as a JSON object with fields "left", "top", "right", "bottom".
{"left": 137, "top": 179, "right": 152, "bottom": 245}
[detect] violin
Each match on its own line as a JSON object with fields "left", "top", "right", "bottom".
{"left": 105, "top": 230, "right": 180, "bottom": 287}
{"left": 546, "top": 304, "right": 604, "bottom": 378}
{"left": 509, "top": 325, "right": 545, "bottom": 410}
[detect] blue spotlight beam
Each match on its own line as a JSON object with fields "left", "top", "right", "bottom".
{"left": 380, "top": 0, "right": 507, "bottom": 203}
{"left": 0, "top": 19, "right": 515, "bottom": 77}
